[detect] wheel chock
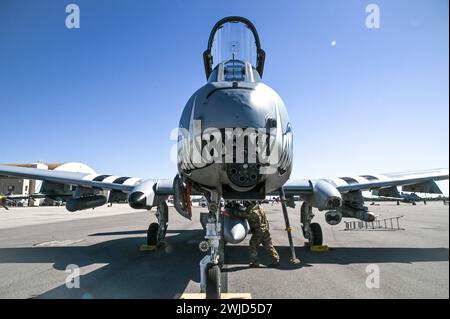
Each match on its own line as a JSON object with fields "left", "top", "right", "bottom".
{"left": 310, "top": 245, "right": 329, "bottom": 252}
{"left": 139, "top": 244, "right": 158, "bottom": 252}
{"left": 303, "top": 242, "right": 329, "bottom": 252}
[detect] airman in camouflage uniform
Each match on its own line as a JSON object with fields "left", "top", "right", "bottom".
{"left": 233, "top": 201, "right": 280, "bottom": 268}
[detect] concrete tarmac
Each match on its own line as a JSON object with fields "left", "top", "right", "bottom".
{"left": 0, "top": 201, "right": 448, "bottom": 298}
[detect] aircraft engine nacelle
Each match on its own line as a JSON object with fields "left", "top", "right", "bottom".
{"left": 223, "top": 214, "right": 250, "bottom": 244}
{"left": 128, "top": 179, "right": 156, "bottom": 210}
{"left": 325, "top": 210, "right": 343, "bottom": 225}
{"left": 66, "top": 195, "right": 107, "bottom": 212}
{"left": 310, "top": 180, "right": 342, "bottom": 211}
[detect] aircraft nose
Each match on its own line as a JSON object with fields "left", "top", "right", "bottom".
{"left": 196, "top": 85, "right": 275, "bottom": 130}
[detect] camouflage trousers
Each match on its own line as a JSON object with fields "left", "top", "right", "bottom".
{"left": 249, "top": 231, "right": 280, "bottom": 264}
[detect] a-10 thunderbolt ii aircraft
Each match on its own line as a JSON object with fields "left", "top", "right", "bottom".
{"left": 0, "top": 17, "right": 448, "bottom": 298}
{"left": 370, "top": 190, "right": 426, "bottom": 205}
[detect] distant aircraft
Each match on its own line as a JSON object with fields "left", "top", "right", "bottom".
{"left": 370, "top": 186, "right": 434, "bottom": 205}
{"left": 0, "top": 17, "right": 448, "bottom": 298}
{"left": 397, "top": 193, "right": 424, "bottom": 205}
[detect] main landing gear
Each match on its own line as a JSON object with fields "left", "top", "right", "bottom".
{"left": 199, "top": 191, "right": 223, "bottom": 299}
{"left": 301, "top": 201, "right": 323, "bottom": 246}
{"left": 145, "top": 201, "right": 169, "bottom": 248}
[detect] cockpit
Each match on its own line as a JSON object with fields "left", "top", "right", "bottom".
{"left": 203, "top": 17, "right": 266, "bottom": 82}
{"left": 207, "top": 59, "right": 262, "bottom": 83}
{"left": 223, "top": 60, "right": 246, "bottom": 81}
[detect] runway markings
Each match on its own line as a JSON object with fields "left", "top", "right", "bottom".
{"left": 34, "top": 239, "right": 84, "bottom": 247}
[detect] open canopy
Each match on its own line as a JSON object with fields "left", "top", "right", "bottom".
{"left": 203, "top": 16, "right": 265, "bottom": 80}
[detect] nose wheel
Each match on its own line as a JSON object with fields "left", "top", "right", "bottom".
{"left": 206, "top": 264, "right": 221, "bottom": 299}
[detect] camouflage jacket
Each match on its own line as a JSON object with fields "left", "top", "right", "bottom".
{"left": 234, "top": 203, "right": 270, "bottom": 233}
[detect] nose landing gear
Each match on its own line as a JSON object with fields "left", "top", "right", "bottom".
{"left": 199, "top": 191, "right": 223, "bottom": 299}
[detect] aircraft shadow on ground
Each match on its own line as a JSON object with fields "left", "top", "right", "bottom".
{"left": 224, "top": 246, "right": 450, "bottom": 272}
{"left": 0, "top": 229, "right": 204, "bottom": 299}
{"left": 0, "top": 228, "right": 447, "bottom": 298}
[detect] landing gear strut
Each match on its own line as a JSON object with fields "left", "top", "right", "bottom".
{"left": 146, "top": 201, "right": 169, "bottom": 247}
{"left": 301, "top": 202, "right": 323, "bottom": 246}
{"left": 199, "top": 191, "right": 223, "bottom": 299}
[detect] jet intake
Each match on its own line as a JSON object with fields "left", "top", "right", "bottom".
{"left": 66, "top": 195, "right": 107, "bottom": 212}
{"left": 310, "top": 180, "right": 342, "bottom": 211}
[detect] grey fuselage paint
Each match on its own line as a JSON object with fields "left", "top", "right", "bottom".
{"left": 177, "top": 62, "right": 293, "bottom": 199}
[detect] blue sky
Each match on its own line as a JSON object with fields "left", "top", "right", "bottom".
{"left": 0, "top": 0, "right": 448, "bottom": 194}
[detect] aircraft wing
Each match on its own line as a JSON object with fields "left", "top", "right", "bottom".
{"left": 1, "top": 165, "right": 448, "bottom": 200}
{"left": 329, "top": 168, "right": 448, "bottom": 193}
{"left": 0, "top": 165, "right": 145, "bottom": 193}
{"left": 284, "top": 168, "right": 449, "bottom": 196}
